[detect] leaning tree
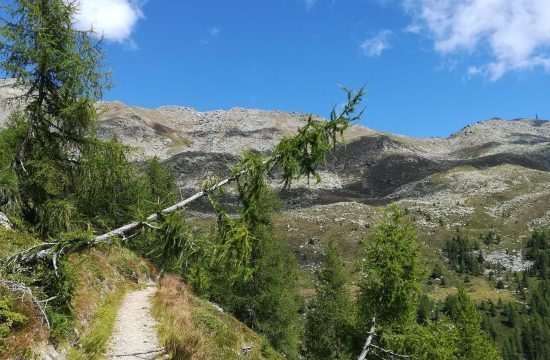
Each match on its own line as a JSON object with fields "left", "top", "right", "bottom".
{"left": 0, "top": 0, "right": 367, "bottom": 338}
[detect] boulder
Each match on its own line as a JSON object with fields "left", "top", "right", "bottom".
{"left": 0, "top": 212, "right": 13, "bottom": 230}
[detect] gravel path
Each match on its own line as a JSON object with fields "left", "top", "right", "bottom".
{"left": 107, "top": 286, "right": 164, "bottom": 359}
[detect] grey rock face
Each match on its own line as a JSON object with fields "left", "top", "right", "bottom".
{"left": 0, "top": 80, "right": 549, "bottom": 209}
{"left": 0, "top": 79, "right": 25, "bottom": 125}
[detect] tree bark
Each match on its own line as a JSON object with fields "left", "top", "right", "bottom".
{"left": 358, "top": 317, "right": 376, "bottom": 360}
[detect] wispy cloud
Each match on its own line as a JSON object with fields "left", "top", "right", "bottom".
{"left": 71, "top": 0, "right": 145, "bottom": 43}
{"left": 404, "top": 0, "right": 550, "bottom": 80}
{"left": 304, "top": 0, "right": 319, "bottom": 10}
{"left": 360, "top": 30, "right": 392, "bottom": 57}
{"left": 210, "top": 27, "right": 221, "bottom": 37}
{"left": 202, "top": 27, "right": 222, "bottom": 45}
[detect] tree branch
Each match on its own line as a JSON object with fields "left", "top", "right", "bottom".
{"left": 2, "top": 87, "right": 365, "bottom": 270}
{"left": 0, "top": 279, "right": 51, "bottom": 329}
{"left": 371, "top": 345, "right": 412, "bottom": 360}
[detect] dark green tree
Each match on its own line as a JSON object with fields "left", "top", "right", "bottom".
{"left": 443, "top": 287, "right": 500, "bottom": 360}
{"left": 304, "top": 240, "right": 357, "bottom": 359}
{"left": 0, "top": 0, "right": 109, "bottom": 232}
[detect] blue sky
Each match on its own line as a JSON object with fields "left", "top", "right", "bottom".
{"left": 8, "top": 1, "right": 550, "bottom": 137}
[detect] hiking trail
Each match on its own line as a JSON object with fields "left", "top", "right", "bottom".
{"left": 107, "top": 286, "right": 164, "bottom": 359}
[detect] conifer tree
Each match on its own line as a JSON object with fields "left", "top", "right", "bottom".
{"left": 0, "top": 0, "right": 109, "bottom": 230}
{"left": 358, "top": 206, "right": 422, "bottom": 329}
{"left": 304, "top": 239, "right": 357, "bottom": 360}
{"left": 443, "top": 287, "right": 501, "bottom": 360}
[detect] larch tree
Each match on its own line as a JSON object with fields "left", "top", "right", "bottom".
{"left": 0, "top": 0, "right": 109, "bottom": 231}
{"left": 304, "top": 239, "right": 358, "bottom": 360}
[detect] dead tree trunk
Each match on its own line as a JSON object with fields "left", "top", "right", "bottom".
{"left": 4, "top": 166, "right": 251, "bottom": 267}
{"left": 358, "top": 317, "right": 376, "bottom": 360}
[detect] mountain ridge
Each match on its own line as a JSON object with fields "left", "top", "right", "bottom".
{"left": 1, "top": 80, "right": 549, "bottom": 210}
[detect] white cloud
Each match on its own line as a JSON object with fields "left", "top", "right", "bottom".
{"left": 71, "top": 0, "right": 144, "bottom": 43}
{"left": 210, "top": 27, "right": 221, "bottom": 37}
{"left": 360, "top": 30, "right": 392, "bottom": 57}
{"left": 404, "top": 0, "right": 550, "bottom": 80}
{"left": 304, "top": 0, "right": 319, "bottom": 10}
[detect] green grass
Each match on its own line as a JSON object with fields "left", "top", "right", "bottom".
{"left": 153, "top": 276, "right": 282, "bottom": 360}
{"left": 0, "top": 228, "right": 38, "bottom": 258}
{"left": 66, "top": 287, "right": 129, "bottom": 360}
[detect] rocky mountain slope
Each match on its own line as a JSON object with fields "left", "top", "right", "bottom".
{"left": 94, "top": 101, "right": 549, "bottom": 215}
{"left": 1, "top": 78, "right": 548, "bottom": 211}
{"left": 1, "top": 79, "right": 549, "bottom": 301}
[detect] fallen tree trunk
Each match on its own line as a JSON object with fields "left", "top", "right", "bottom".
{"left": 3, "top": 86, "right": 365, "bottom": 270}
{"left": 358, "top": 317, "right": 376, "bottom": 360}
{"left": 4, "top": 166, "right": 250, "bottom": 268}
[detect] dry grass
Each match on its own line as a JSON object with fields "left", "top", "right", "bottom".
{"left": 0, "top": 289, "right": 49, "bottom": 359}
{"left": 428, "top": 276, "right": 515, "bottom": 303}
{"left": 0, "top": 230, "right": 48, "bottom": 358}
{"left": 153, "top": 276, "right": 282, "bottom": 360}
{"left": 64, "top": 245, "right": 154, "bottom": 358}
{"left": 66, "top": 288, "right": 127, "bottom": 360}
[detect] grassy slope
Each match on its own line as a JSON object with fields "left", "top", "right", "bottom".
{"left": 274, "top": 164, "right": 550, "bottom": 303}
{"left": 1, "top": 228, "right": 283, "bottom": 359}
{"left": 0, "top": 229, "right": 48, "bottom": 357}
{"left": 0, "top": 226, "right": 154, "bottom": 359}
{"left": 153, "top": 275, "right": 282, "bottom": 360}
{"left": 64, "top": 244, "right": 154, "bottom": 359}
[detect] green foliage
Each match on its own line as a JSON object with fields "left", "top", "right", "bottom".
{"left": 384, "top": 319, "right": 461, "bottom": 360}
{"left": 525, "top": 230, "right": 549, "bottom": 279}
{"left": 35, "top": 259, "right": 78, "bottom": 342}
{"left": 431, "top": 263, "right": 444, "bottom": 279}
{"left": 182, "top": 182, "right": 302, "bottom": 358}
{"left": 387, "top": 288, "right": 501, "bottom": 360}
{"left": 206, "top": 218, "right": 302, "bottom": 357}
{"left": 0, "top": 0, "right": 109, "bottom": 237}
{"left": 231, "top": 224, "right": 302, "bottom": 359}
{"left": 481, "top": 230, "right": 502, "bottom": 245}
{"left": 0, "top": 111, "right": 26, "bottom": 221}
{"left": 304, "top": 240, "right": 358, "bottom": 360}
{"left": 442, "top": 287, "right": 501, "bottom": 359}
{"left": 445, "top": 234, "right": 484, "bottom": 275}
{"left": 73, "top": 140, "right": 178, "bottom": 231}
{"left": 74, "top": 139, "right": 137, "bottom": 228}
{"left": 416, "top": 294, "right": 435, "bottom": 325}
{"left": 142, "top": 156, "right": 179, "bottom": 212}
{"left": 207, "top": 190, "right": 258, "bottom": 280}
{"left": 146, "top": 213, "right": 199, "bottom": 274}
{"left": 0, "top": 295, "right": 27, "bottom": 339}
{"left": 270, "top": 87, "right": 364, "bottom": 188}
{"left": 37, "top": 198, "right": 78, "bottom": 237}
{"left": 0, "top": 0, "right": 107, "bottom": 133}
{"left": 358, "top": 206, "right": 423, "bottom": 328}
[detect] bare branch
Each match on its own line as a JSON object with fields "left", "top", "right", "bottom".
{"left": 371, "top": 345, "right": 412, "bottom": 360}
{"left": 0, "top": 279, "right": 51, "bottom": 329}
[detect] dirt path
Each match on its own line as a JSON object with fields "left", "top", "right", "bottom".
{"left": 107, "top": 286, "right": 164, "bottom": 359}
